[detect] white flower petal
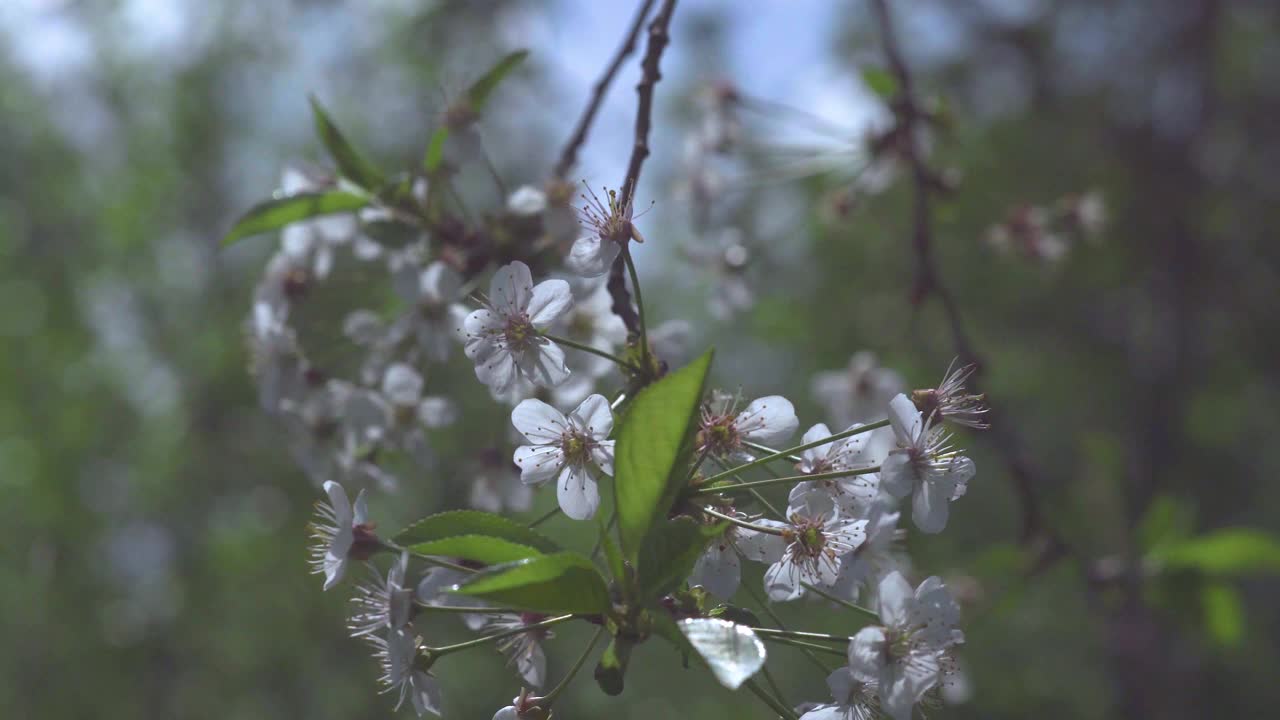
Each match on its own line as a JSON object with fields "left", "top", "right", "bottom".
{"left": 566, "top": 233, "right": 621, "bottom": 277}
{"left": 488, "top": 262, "right": 533, "bottom": 314}
{"left": 382, "top": 363, "right": 425, "bottom": 406}
{"left": 878, "top": 452, "right": 914, "bottom": 499}
{"left": 408, "top": 670, "right": 443, "bottom": 717}
{"left": 557, "top": 463, "right": 599, "bottom": 520}
{"left": 511, "top": 398, "right": 571, "bottom": 443}
{"left": 764, "top": 559, "right": 804, "bottom": 602}
{"left": 516, "top": 342, "right": 571, "bottom": 388}
{"left": 690, "top": 542, "right": 741, "bottom": 599}
{"left": 877, "top": 571, "right": 915, "bottom": 628}
{"left": 888, "top": 393, "right": 922, "bottom": 445}
{"left": 733, "top": 523, "right": 787, "bottom": 564}
{"left": 420, "top": 261, "right": 461, "bottom": 305}
{"left": 526, "top": 279, "right": 573, "bottom": 327}
{"left": 847, "top": 625, "right": 887, "bottom": 681}
{"left": 912, "top": 479, "right": 950, "bottom": 534}
{"left": 735, "top": 395, "right": 799, "bottom": 445}
{"left": 324, "top": 481, "right": 352, "bottom": 526}
{"left": 570, "top": 393, "right": 614, "bottom": 439}
{"left": 513, "top": 444, "right": 565, "bottom": 485}
{"left": 476, "top": 348, "right": 519, "bottom": 394}
{"left": 591, "top": 440, "right": 615, "bottom": 476}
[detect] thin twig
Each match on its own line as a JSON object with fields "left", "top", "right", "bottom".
{"left": 554, "top": 0, "right": 657, "bottom": 179}
{"left": 607, "top": 0, "right": 679, "bottom": 352}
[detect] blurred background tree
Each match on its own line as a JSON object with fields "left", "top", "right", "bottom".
{"left": 2, "top": 0, "right": 1278, "bottom": 718}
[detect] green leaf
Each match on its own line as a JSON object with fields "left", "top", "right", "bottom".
{"left": 393, "top": 510, "right": 560, "bottom": 553}
{"left": 614, "top": 350, "right": 714, "bottom": 558}
{"left": 309, "top": 95, "right": 385, "bottom": 191}
{"left": 678, "top": 618, "right": 766, "bottom": 690}
{"left": 1138, "top": 494, "right": 1196, "bottom": 552}
{"left": 638, "top": 517, "right": 727, "bottom": 599}
{"left": 465, "top": 50, "right": 529, "bottom": 113}
{"left": 406, "top": 535, "right": 543, "bottom": 566}
{"left": 453, "top": 551, "right": 610, "bottom": 615}
{"left": 222, "top": 191, "right": 368, "bottom": 246}
{"left": 1152, "top": 528, "right": 1280, "bottom": 576}
{"left": 423, "top": 127, "right": 449, "bottom": 173}
{"left": 598, "top": 518, "right": 627, "bottom": 586}
{"left": 1201, "top": 581, "right": 1244, "bottom": 648}
{"left": 860, "top": 66, "right": 898, "bottom": 99}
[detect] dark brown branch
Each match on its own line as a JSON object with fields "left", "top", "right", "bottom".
{"left": 607, "top": 0, "right": 678, "bottom": 347}
{"left": 620, "top": 0, "right": 677, "bottom": 205}
{"left": 871, "top": 0, "right": 1064, "bottom": 567}
{"left": 553, "top": 0, "right": 657, "bottom": 180}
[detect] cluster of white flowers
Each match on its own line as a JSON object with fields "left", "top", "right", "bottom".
{"left": 248, "top": 100, "right": 986, "bottom": 720}
{"left": 984, "top": 191, "right": 1107, "bottom": 263}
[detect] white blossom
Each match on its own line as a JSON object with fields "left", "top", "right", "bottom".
{"left": 767, "top": 490, "right": 868, "bottom": 601}
{"left": 799, "top": 668, "right": 878, "bottom": 720}
{"left": 833, "top": 502, "right": 903, "bottom": 604}
{"left": 308, "top": 481, "right": 372, "bottom": 591}
{"left": 507, "top": 185, "right": 548, "bottom": 216}
{"left": 463, "top": 262, "right": 573, "bottom": 394}
{"left": 369, "top": 627, "right": 443, "bottom": 717}
{"left": 811, "top": 352, "right": 905, "bottom": 428}
{"left": 697, "top": 391, "right": 799, "bottom": 460}
{"left": 511, "top": 394, "right": 615, "bottom": 520}
{"left": 567, "top": 186, "right": 640, "bottom": 277}
{"left": 793, "top": 422, "right": 880, "bottom": 516}
{"left": 393, "top": 260, "right": 471, "bottom": 364}
{"left": 881, "top": 395, "right": 975, "bottom": 534}
{"left": 910, "top": 361, "right": 988, "bottom": 430}
{"left": 689, "top": 518, "right": 794, "bottom": 600}
{"left": 847, "top": 572, "right": 962, "bottom": 720}
{"left": 469, "top": 448, "right": 534, "bottom": 514}
{"left": 349, "top": 552, "right": 413, "bottom": 637}
{"left": 483, "top": 613, "right": 550, "bottom": 688}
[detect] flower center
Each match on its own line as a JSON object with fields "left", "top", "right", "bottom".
{"left": 697, "top": 415, "right": 741, "bottom": 456}
{"left": 561, "top": 431, "right": 594, "bottom": 465}
{"left": 503, "top": 312, "right": 538, "bottom": 351}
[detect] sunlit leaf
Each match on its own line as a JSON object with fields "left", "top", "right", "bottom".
{"left": 452, "top": 551, "right": 610, "bottom": 615}
{"left": 860, "top": 66, "right": 898, "bottom": 99}
{"left": 1152, "top": 528, "right": 1280, "bottom": 576}
{"left": 221, "top": 191, "right": 368, "bottom": 246}
{"left": 423, "top": 127, "right": 449, "bottom": 173}
{"left": 405, "top": 535, "right": 543, "bottom": 566}
{"left": 309, "top": 95, "right": 385, "bottom": 190}
{"left": 1201, "top": 581, "right": 1244, "bottom": 648}
{"left": 614, "top": 350, "right": 714, "bottom": 558}
{"left": 678, "top": 618, "right": 766, "bottom": 689}
{"left": 393, "top": 510, "right": 560, "bottom": 553}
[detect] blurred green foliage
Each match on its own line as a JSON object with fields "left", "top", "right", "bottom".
{"left": 3, "top": 1, "right": 1279, "bottom": 719}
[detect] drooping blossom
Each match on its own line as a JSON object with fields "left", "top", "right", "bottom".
{"left": 349, "top": 551, "right": 413, "bottom": 637}
{"left": 308, "top": 481, "right": 378, "bottom": 591}
{"left": 881, "top": 394, "right": 975, "bottom": 534}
